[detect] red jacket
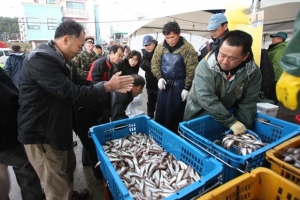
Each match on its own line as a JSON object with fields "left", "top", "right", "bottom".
{"left": 87, "top": 56, "right": 117, "bottom": 82}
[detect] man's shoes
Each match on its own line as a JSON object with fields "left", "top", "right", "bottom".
{"left": 71, "top": 189, "right": 89, "bottom": 200}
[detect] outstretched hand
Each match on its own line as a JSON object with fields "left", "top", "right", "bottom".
{"left": 104, "top": 71, "right": 133, "bottom": 93}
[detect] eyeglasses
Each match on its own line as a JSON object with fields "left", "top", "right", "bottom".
{"left": 86, "top": 41, "right": 94, "bottom": 44}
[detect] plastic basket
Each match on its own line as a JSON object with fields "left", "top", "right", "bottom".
{"left": 198, "top": 167, "right": 300, "bottom": 200}
{"left": 89, "top": 115, "right": 223, "bottom": 200}
{"left": 266, "top": 135, "right": 300, "bottom": 185}
{"left": 179, "top": 113, "right": 300, "bottom": 183}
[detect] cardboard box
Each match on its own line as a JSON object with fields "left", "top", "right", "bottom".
{"left": 257, "top": 103, "right": 279, "bottom": 117}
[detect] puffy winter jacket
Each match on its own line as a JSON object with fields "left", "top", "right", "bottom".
{"left": 4, "top": 52, "right": 25, "bottom": 87}
{"left": 18, "top": 41, "right": 107, "bottom": 150}
{"left": 0, "top": 68, "right": 20, "bottom": 152}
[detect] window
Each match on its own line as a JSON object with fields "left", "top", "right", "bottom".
{"left": 47, "top": 18, "right": 58, "bottom": 30}
{"left": 66, "top": 1, "right": 85, "bottom": 10}
{"left": 46, "top": 0, "right": 56, "bottom": 4}
{"left": 27, "top": 18, "right": 40, "bottom": 30}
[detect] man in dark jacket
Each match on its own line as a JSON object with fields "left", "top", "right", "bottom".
{"left": 111, "top": 74, "right": 145, "bottom": 121}
{"left": 260, "top": 49, "right": 276, "bottom": 102}
{"left": 75, "top": 74, "right": 144, "bottom": 177}
{"left": 79, "top": 45, "right": 124, "bottom": 170}
{"left": 18, "top": 20, "right": 133, "bottom": 200}
{"left": 0, "top": 68, "right": 43, "bottom": 200}
{"left": 88, "top": 45, "right": 124, "bottom": 82}
{"left": 151, "top": 21, "right": 198, "bottom": 133}
{"left": 198, "top": 13, "right": 229, "bottom": 61}
{"left": 4, "top": 45, "right": 26, "bottom": 87}
{"left": 140, "top": 35, "right": 158, "bottom": 118}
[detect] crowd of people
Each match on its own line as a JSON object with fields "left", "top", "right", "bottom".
{"left": 1, "top": 9, "right": 299, "bottom": 199}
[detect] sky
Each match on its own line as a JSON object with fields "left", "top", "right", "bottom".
{"left": 0, "top": 0, "right": 28, "bottom": 18}
{"left": 0, "top": 0, "right": 252, "bottom": 44}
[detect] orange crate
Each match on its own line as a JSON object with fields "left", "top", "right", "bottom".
{"left": 103, "top": 177, "right": 113, "bottom": 200}
{"left": 266, "top": 135, "right": 300, "bottom": 185}
{"left": 198, "top": 167, "right": 300, "bottom": 200}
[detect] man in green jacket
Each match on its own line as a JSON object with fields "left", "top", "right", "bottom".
{"left": 268, "top": 31, "right": 287, "bottom": 105}
{"left": 151, "top": 21, "right": 198, "bottom": 133}
{"left": 74, "top": 37, "right": 100, "bottom": 78}
{"left": 184, "top": 30, "right": 262, "bottom": 135}
{"left": 277, "top": 9, "right": 300, "bottom": 110}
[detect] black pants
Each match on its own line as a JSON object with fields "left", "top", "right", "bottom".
{"left": 147, "top": 89, "right": 158, "bottom": 119}
{"left": 76, "top": 108, "right": 103, "bottom": 179}
{"left": 262, "top": 84, "right": 277, "bottom": 104}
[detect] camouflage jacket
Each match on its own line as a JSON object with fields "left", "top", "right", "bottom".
{"left": 74, "top": 50, "right": 100, "bottom": 78}
{"left": 151, "top": 37, "right": 198, "bottom": 90}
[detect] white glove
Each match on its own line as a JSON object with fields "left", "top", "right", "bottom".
{"left": 158, "top": 78, "right": 166, "bottom": 90}
{"left": 181, "top": 89, "right": 189, "bottom": 101}
{"left": 230, "top": 121, "right": 247, "bottom": 135}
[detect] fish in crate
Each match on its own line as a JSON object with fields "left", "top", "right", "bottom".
{"left": 281, "top": 147, "right": 300, "bottom": 169}
{"left": 102, "top": 132, "right": 202, "bottom": 199}
{"left": 219, "top": 131, "right": 268, "bottom": 156}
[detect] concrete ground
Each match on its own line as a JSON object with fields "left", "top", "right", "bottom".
{"left": 8, "top": 133, "right": 106, "bottom": 200}
{"left": 8, "top": 88, "right": 300, "bottom": 199}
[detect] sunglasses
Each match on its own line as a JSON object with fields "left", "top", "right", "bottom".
{"left": 86, "top": 41, "right": 94, "bottom": 44}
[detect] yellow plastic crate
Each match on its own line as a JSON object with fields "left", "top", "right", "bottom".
{"left": 198, "top": 167, "right": 300, "bottom": 200}
{"left": 266, "top": 135, "right": 300, "bottom": 185}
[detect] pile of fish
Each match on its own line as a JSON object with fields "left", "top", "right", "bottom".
{"left": 221, "top": 133, "right": 268, "bottom": 156}
{"left": 280, "top": 147, "right": 300, "bottom": 169}
{"left": 102, "top": 133, "right": 201, "bottom": 199}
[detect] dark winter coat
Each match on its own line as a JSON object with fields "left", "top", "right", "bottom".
{"left": 111, "top": 91, "right": 133, "bottom": 121}
{"left": 116, "top": 59, "right": 139, "bottom": 75}
{"left": 91, "top": 56, "right": 117, "bottom": 82}
{"left": 260, "top": 49, "right": 275, "bottom": 90}
{"left": 0, "top": 68, "right": 20, "bottom": 152}
{"left": 4, "top": 52, "right": 26, "bottom": 87}
{"left": 140, "top": 48, "right": 158, "bottom": 90}
{"left": 18, "top": 41, "right": 107, "bottom": 150}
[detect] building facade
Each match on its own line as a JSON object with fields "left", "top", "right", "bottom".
{"left": 19, "top": 0, "right": 100, "bottom": 49}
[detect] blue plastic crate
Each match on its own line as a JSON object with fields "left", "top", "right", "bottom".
{"left": 90, "top": 115, "right": 223, "bottom": 200}
{"left": 179, "top": 113, "right": 300, "bottom": 183}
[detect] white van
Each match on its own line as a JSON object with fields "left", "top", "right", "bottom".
{"left": 0, "top": 48, "right": 12, "bottom": 68}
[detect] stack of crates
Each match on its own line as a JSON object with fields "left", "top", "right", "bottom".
{"left": 266, "top": 135, "right": 300, "bottom": 185}
{"left": 198, "top": 167, "right": 300, "bottom": 200}
{"left": 89, "top": 115, "right": 224, "bottom": 200}
{"left": 179, "top": 113, "right": 300, "bottom": 183}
